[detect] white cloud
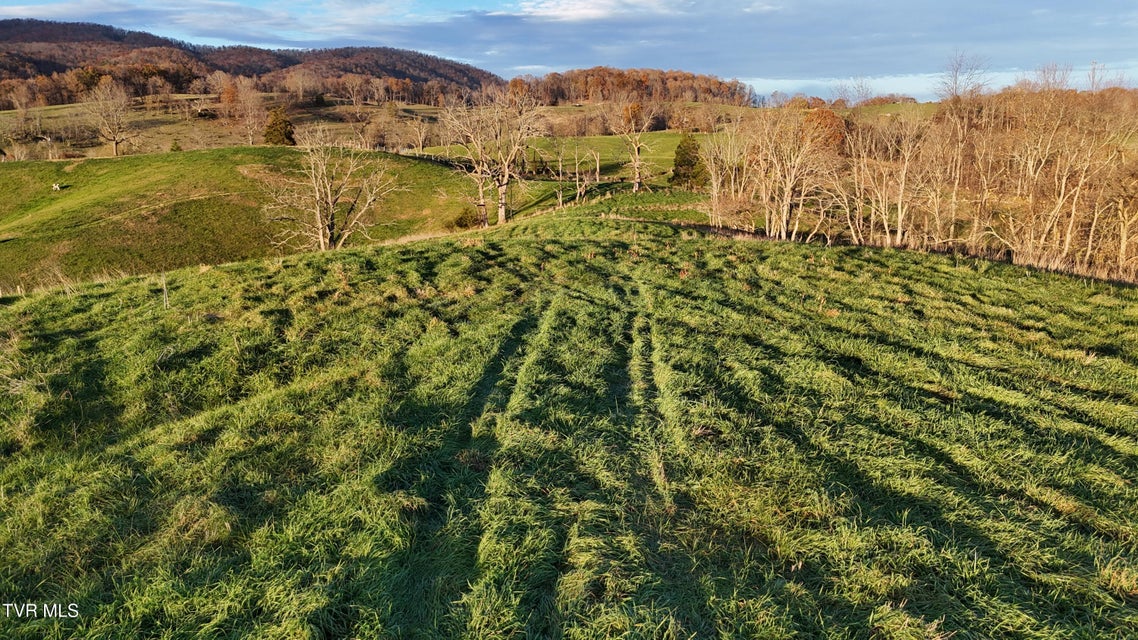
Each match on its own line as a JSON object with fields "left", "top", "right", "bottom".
{"left": 515, "top": 0, "right": 682, "bottom": 21}
{"left": 3, "top": 0, "right": 1136, "bottom": 93}
{"left": 0, "top": 0, "right": 299, "bottom": 32}
{"left": 743, "top": 2, "right": 780, "bottom": 12}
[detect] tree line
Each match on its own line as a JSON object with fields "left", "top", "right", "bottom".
{"left": 694, "top": 68, "right": 1138, "bottom": 282}
{"left": 513, "top": 67, "right": 757, "bottom": 106}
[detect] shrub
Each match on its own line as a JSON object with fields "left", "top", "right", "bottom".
{"left": 669, "top": 133, "right": 707, "bottom": 190}
{"left": 263, "top": 107, "right": 295, "bottom": 146}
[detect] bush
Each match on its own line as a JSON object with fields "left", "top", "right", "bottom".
{"left": 263, "top": 107, "right": 295, "bottom": 146}
{"left": 669, "top": 133, "right": 707, "bottom": 190}
{"left": 449, "top": 205, "right": 482, "bottom": 230}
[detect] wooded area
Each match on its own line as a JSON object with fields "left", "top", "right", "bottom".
{"left": 694, "top": 73, "right": 1138, "bottom": 282}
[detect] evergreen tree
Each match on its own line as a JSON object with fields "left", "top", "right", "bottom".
{"left": 669, "top": 133, "right": 707, "bottom": 189}
{"left": 263, "top": 107, "right": 295, "bottom": 146}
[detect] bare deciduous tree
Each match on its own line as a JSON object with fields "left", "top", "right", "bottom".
{"left": 936, "top": 52, "right": 988, "bottom": 104}
{"left": 604, "top": 94, "right": 661, "bottom": 193}
{"left": 285, "top": 68, "right": 320, "bottom": 104}
{"left": 440, "top": 87, "right": 543, "bottom": 226}
{"left": 752, "top": 107, "right": 842, "bottom": 241}
{"left": 6, "top": 82, "right": 34, "bottom": 128}
{"left": 144, "top": 76, "right": 174, "bottom": 112}
{"left": 81, "top": 76, "right": 135, "bottom": 157}
{"left": 406, "top": 115, "right": 433, "bottom": 153}
{"left": 699, "top": 116, "right": 758, "bottom": 229}
{"left": 233, "top": 76, "right": 266, "bottom": 145}
{"left": 265, "top": 126, "right": 400, "bottom": 251}
{"left": 340, "top": 73, "right": 370, "bottom": 122}
{"left": 1105, "top": 159, "right": 1138, "bottom": 275}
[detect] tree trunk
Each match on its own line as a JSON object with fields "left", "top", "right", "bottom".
{"left": 497, "top": 181, "right": 508, "bottom": 225}
{"left": 1121, "top": 218, "right": 1131, "bottom": 270}
{"left": 476, "top": 181, "right": 488, "bottom": 228}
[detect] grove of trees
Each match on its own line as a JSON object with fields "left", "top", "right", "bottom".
{"left": 439, "top": 86, "right": 544, "bottom": 226}
{"left": 7, "top": 21, "right": 1138, "bottom": 282}
{"left": 695, "top": 68, "right": 1138, "bottom": 281}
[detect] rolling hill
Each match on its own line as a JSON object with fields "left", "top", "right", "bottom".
{"left": 1, "top": 207, "right": 1136, "bottom": 638}
{"left": 0, "top": 146, "right": 481, "bottom": 292}
{"left": 0, "top": 19, "right": 502, "bottom": 91}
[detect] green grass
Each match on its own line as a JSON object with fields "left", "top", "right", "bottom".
{"left": 1, "top": 209, "right": 1136, "bottom": 638}
{"left": 0, "top": 98, "right": 256, "bottom": 155}
{"left": 0, "top": 146, "right": 481, "bottom": 291}
{"left": 426, "top": 130, "right": 688, "bottom": 185}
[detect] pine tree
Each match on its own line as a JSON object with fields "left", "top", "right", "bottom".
{"left": 263, "top": 107, "right": 295, "bottom": 146}
{"left": 670, "top": 133, "right": 707, "bottom": 189}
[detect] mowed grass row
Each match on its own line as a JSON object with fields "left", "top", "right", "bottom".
{"left": 1, "top": 214, "right": 1137, "bottom": 638}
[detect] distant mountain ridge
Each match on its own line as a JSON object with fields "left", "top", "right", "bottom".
{"left": 0, "top": 18, "right": 502, "bottom": 90}
{"left": 0, "top": 19, "right": 179, "bottom": 47}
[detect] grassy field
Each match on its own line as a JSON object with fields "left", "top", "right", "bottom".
{"left": 0, "top": 134, "right": 694, "bottom": 292}
{"left": 0, "top": 146, "right": 485, "bottom": 292}
{"left": 424, "top": 130, "right": 688, "bottom": 187}
{"left": 0, "top": 96, "right": 443, "bottom": 157}
{"left": 1, "top": 205, "right": 1136, "bottom": 638}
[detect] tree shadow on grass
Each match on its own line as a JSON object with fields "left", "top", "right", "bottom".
{"left": 635, "top": 278, "right": 1131, "bottom": 635}
{"left": 341, "top": 310, "right": 540, "bottom": 637}
{"left": 19, "top": 326, "right": 122, "bottom": 448}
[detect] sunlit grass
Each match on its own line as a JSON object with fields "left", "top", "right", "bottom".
{"left": 1, "top": 212, "right": 1136, "bottom": 638}
{"left": 0, "top": 147, "right": 477, "bottom": 291}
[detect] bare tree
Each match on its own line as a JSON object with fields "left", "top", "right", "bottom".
{"left": 541, "top": 138, "right": 600, "bottom": 208}
{"left": 1105, "top": 158, "right": 1138, "bottom": 276}
{"left": 604, "top": 94, "right": 661, "bottom": 193}
{"left": 573, "top": 142, "right": 602, "bottom": 203}
{"left": 542, "top": 138, "right": 570, "bottom": 209}
{"left": 144, "top": 76, "right": 174, "bottom": 112}
{"left": 340, "top": 73, "right": 370, "bottom": 122}
{"left": 5, "top": 82, "right": 33, "bottom": 132}
{"left": 934, "top": 53, "right": 988, "bottom": 236}
{"left": 206, "top": 70, "right": 232, "bottom": 97}
{"left": 285, "top": 68, "right": 320, "bottom": 104}
{"left": 936, "top": 52, "right": 988, "bottom": 104}
{"left": 440, "top": 87, "right": 543, "bottom": 225}
{"left": 751, "top": 107, "right": 842, "bottom": 241}
{"left": 81, "top": 76, "right": 135, "bottom": 157}
{"left": 264, "top": 125, "right": 400, "bottom": 251}
{"left": 406, "top": 115, "right": 433, "bottom": 153}
{"left": 233, "top": 76, "right": 266, "bottom": 145}
{"left": 699, "top": 116, "right": 758, "bottom": 229}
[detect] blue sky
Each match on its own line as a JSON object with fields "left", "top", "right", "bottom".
{"left": 2, "top": 1, "right": 1136, "bottom": 100}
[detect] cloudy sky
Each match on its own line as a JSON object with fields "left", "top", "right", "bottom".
{"left": 2, "top": 0, "right": 1136, "bottom": 99}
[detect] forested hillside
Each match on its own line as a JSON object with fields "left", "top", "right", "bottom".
{"left": 0, "top": 19, "right": 502, "bottom": 105}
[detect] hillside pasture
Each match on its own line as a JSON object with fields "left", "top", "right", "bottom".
{"left": 1, "top": 213, "right": 1136, "bottom": 638}
{"left": 0, "top": 146, "right": 479, "bottom": 291}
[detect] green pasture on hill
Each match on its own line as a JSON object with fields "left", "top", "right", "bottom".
{"left": 0, "top": 146, "right": 479, "bottom": 291}
{"left": 1, "top": 210, "right": 1136, "bottom": 638}
{"left": 424, "top": 130, "right": 688, "bottom": 185}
